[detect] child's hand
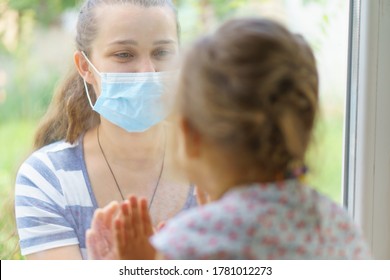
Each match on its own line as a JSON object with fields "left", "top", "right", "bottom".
{"left": 114, "top": 195, "right": 157, "bottom": 259}
{"left": 86, "top": 201, "right": 120, "bottom": 260}
{"left": 195, "top": 186, "right": 211, "bottom": 205}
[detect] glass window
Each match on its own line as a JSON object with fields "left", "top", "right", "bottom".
{"left": 178, "top": 0, "right": 349, "bottom": 203}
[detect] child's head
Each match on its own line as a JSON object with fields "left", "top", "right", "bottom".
{"left": 175, "top": 18, "right": 319, "bottom": 193}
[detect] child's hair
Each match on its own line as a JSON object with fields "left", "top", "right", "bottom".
{"left": 176, "top": 18, "right": 319, "bottom": 179}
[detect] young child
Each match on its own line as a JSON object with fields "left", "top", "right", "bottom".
{"left": 86, "top": 18, "right": 371, "bottom": 259}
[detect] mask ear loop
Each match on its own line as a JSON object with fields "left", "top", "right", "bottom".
{"left": 81, "top": 51, "right": 101, "bottom": 109}
{"left": 83, "top": 80, "right": 94, "bottom": 108}
{"left": 81, "top": 51, "right": 101, "bottom": 74}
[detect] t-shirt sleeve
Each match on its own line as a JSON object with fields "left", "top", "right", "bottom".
{"left": 14, "top": 154, "right": 79, "bottom": 256}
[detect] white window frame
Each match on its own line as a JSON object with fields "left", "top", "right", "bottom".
{"left": 344, "top": 0, "right": 390, "bottom": 259}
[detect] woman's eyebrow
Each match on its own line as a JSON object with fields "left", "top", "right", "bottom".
{"left": 153, "top": 39, "right": 176, "bottom": 45}
{"left": 107, "top": 39, "right": 176, "bottom": 46}
{"left": 108, "top": 39, "right": 138, "bottom": 46}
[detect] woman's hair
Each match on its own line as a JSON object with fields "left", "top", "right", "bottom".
{"left": 34, "top": 0, "right": 179, "bottom": 149}
{"left": 176, "top": 18, "right": 319, "bottom": 178}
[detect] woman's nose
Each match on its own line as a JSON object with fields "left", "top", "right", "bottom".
{"left": 135, "top": 57, "right": 156, "bottom": 73}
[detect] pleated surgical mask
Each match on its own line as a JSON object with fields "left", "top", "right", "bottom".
{"left": 82, "top": 51, "right": 174, "bottom": 132}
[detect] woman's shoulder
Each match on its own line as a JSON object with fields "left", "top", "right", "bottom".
{"left": 15, "top": 136, "right": 92, "bottom": 207}
{"left": 17, "top": 138, "right": 84, "bottom": 177}
{"left": 37, "top": 138, "right": 82, "bottom": 156}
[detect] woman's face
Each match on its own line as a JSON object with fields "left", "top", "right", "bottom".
{"left": 89, "top": 4, "right": 179, "bottom": 75}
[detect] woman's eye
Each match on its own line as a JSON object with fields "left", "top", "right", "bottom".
{"left": 154, "top": 49, "right": 174, "bottom": 59}
{"left": 115, "top": 52, "right": 133, "bottom": 59}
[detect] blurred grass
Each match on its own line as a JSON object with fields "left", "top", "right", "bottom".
{"left": 0, "top": 119, "right": 36, "bottom": 260}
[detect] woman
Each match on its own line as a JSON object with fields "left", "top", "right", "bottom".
{"left": 14, "top": 0, "right": 195, "bottom": 260}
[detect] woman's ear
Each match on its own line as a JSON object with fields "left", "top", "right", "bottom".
{"left": 180, "top": 117, "right": 202, "bottom": 159}
{"left": 74, "top": 51, "right": 95, "bottom": 84}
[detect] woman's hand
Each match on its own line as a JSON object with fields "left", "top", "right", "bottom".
{"left": 86, "top": 201, "right": 120, "bottom": 260}
{"left": 114, "top": 195, "right": 157, "bottom": 259}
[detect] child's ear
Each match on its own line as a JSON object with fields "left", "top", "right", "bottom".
{"left": 180, "top": 117, "right": 202, "bottom": 159}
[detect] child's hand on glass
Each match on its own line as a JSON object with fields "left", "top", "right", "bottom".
{"left": 114, "top": 196, "right": 156, "bottom": 260}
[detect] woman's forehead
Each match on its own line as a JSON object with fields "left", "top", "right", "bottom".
{"left": 93, "top": 4, "right": 178, "bottom": 46}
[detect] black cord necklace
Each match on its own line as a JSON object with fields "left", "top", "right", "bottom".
{"left": 96, "top": 126, "right": 165, "bottom": 210}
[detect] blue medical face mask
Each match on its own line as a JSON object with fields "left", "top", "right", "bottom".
{"left": 82, "top": 52, "right": 174, "bottom": 132}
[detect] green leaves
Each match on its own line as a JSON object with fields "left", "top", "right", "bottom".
{"left": 7, "top": 0, "right": 77, "bottom": 26}
{"left": 302, "top": 0, "right": 327, "bottom": 5}
{"left": 176, "top": 0, "right": 266, "bottom": 20}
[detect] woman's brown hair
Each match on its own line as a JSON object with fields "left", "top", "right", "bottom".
{"left": 33, "top": 0, "right": 180, "bottom": 149}
{"left": 176, "top": 18, "right": 319, "bottom": 179}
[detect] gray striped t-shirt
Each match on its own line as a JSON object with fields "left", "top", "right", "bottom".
{"left": 15, "top": 137, "right": 196, "bottom": 259}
